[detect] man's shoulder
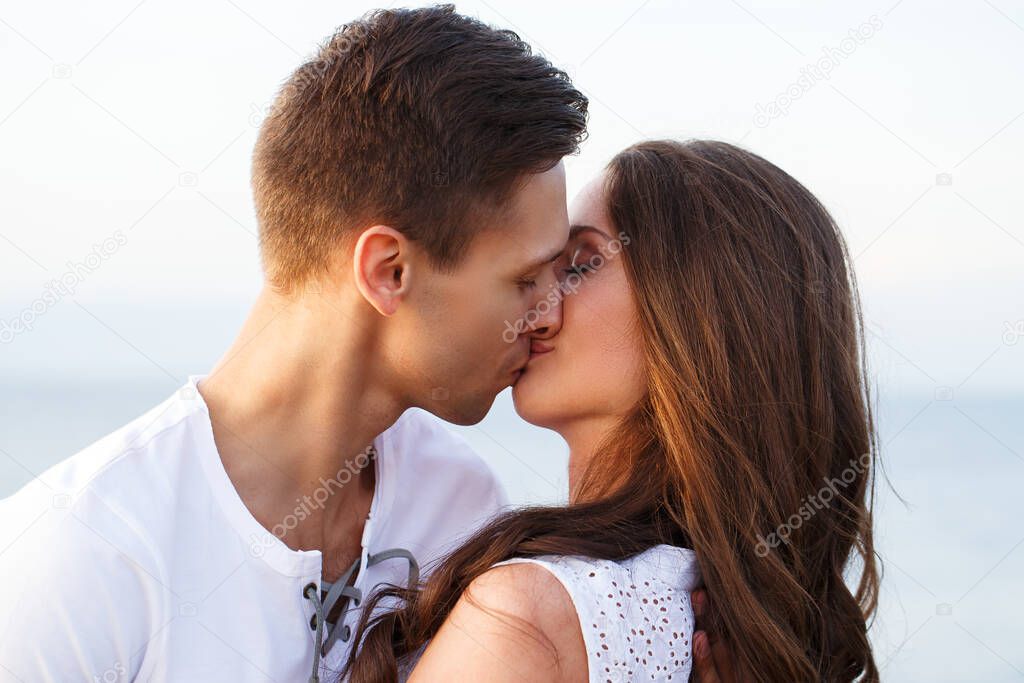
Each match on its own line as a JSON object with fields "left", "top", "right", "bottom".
{"left": 6, "top": 385, "right": 198, "bottom": 507}
{"left": 0, "top": 385, "right": 203, "bottom": 580}
{"left": 0, "top": 425, "right": 172, "bottom": 652}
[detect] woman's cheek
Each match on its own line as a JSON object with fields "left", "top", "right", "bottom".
{"left": 588, "top": 270, "right": 645, "bottom": 403}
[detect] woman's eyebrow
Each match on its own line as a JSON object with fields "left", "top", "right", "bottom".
{"left": 520, "top": 225, "right": 611, "bottom": 275}
{"left": 569, "top": 224, "right": 612, "bottom": 240}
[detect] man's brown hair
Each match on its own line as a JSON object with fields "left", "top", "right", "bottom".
{"left": 252, "top": 4, "right": 588, "bottom": 290}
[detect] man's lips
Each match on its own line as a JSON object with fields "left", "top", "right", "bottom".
{"left": 510, "top": 341, "right": 554, "bottom": 382}
{"left": 509, "top": 344, "right": 557, "bottom": 382}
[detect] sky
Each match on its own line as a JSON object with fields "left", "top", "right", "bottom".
{"left": 1, "top": 0, "right": 1021, "bottom": 395}
{"left": 1, "top": 0, "right": 1021, "bottom": 391}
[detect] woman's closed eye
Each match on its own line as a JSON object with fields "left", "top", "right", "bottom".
{"left": 560, "top": 246, "right": 594, "bottom": 279}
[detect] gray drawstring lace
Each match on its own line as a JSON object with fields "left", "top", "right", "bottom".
{"left": 303, "top": 548, "right": 419, "bottom": 683}
{"left": 304, "top": 582, "right": 326, "bottom": 683}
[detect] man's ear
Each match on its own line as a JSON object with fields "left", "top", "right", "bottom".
{"left": 352, "top": 225, "right": 412, "bottom": 317}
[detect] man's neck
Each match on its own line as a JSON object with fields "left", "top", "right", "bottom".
{"left": 198, "top": 285, "right": 405, "bottom": 557}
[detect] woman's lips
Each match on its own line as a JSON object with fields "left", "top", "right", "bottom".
{"left": 529, "top": 340, "right": 554, "bottom": 355}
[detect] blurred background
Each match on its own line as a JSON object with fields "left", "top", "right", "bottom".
{"left": 1, "top": 1, "right": 1021, "bottom": 680}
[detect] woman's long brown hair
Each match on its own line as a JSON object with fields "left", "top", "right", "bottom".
{"left": 341, "top": 139, "right": 880, "bottom": 682}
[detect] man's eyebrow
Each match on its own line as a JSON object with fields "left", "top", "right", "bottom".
{"left": 522, "top": 244, "right": 565, "bottom": 272}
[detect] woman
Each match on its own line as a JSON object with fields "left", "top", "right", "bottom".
{"left": 342, "top": 139, "right": 880, "bottom": 682}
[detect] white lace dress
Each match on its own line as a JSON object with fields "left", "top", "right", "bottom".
{"left": 492, "top": 544, "right": 701, "bottom": 683}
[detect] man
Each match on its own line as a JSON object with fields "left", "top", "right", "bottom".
{"left": 0, "top": 7, "right": 586, "bottom": 681}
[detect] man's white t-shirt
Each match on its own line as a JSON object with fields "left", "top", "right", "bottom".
{"left": 0, "top": 375, "right": 509, "bottom": 681}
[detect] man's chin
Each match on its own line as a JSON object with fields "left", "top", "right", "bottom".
{"left": 432, "top": 391, "right": 496, "bottom": 426}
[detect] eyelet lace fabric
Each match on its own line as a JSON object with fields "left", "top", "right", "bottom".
{"left": 493, "top": 544, "right": 700, "bottom": 683}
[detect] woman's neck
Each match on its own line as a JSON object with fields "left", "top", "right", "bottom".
{"left": 560, "top": 415, "right": 627, "bottom": 503}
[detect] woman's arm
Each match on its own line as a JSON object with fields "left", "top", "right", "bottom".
{"left": 408, "top": 562, "right": 588, "bottom": 683}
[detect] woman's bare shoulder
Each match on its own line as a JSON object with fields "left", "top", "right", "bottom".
{"left": 408, "top": 561, "right": 588, "bottom": 683}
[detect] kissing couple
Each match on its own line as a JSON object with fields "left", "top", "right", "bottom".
{"left": 0, "top": 5, "right": 879, "bottom": 682}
